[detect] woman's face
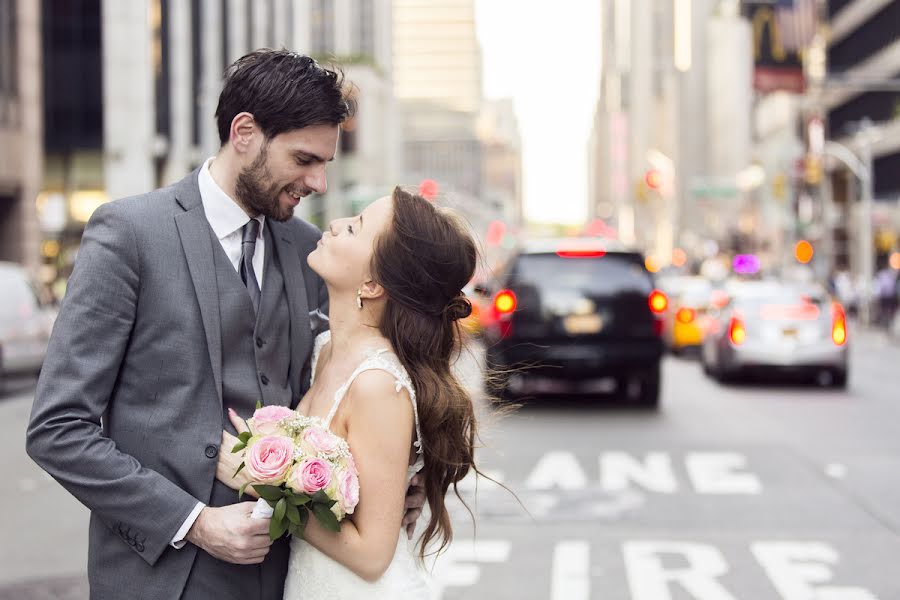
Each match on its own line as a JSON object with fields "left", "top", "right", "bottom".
{"left": 307, "top": 195, "right": 393, "bottom": 292}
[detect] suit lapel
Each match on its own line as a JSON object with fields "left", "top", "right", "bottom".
{"left": 174, "top": 171, "right": 224, "bottom": 405}
{"left": 267, "top": 221, "right": 311, "bottom": 398}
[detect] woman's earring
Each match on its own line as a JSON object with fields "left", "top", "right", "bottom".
{"left": 356, "top": 289, "right": 363, "bottom": 310}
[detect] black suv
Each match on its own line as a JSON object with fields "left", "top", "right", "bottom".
{"left": 481, "top": 239, "right": 666, "bottom": 407}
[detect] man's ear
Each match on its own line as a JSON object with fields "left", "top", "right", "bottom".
{"left": 230, "top": 112, "right": 256, "bottom": 152}
{"left": 360, "top": 279, "right": 385, "bottom": 301}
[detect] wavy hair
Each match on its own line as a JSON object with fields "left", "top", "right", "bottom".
{"left": 371, "top": 187, "right": 481, "bottom": 560}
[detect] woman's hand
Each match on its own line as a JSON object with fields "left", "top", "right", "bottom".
{"left": 215, "top": 409, "right": 259, "bottom": 498}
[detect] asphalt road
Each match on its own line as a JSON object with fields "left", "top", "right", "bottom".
{"left": 2, "top": 328, "right": 899, "bottom": 599}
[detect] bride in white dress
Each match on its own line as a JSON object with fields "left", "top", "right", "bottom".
{"left": 218, "top": 187, "right": 481, "bottom": 599}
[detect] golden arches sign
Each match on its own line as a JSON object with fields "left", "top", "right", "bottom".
{"left": 751, "top": 6, "right": 786, "bottom": 62}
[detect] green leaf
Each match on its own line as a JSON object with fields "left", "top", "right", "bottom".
{"left": 238, "top": 482, "right": 249, "bottom": 500}
{"left": 269, "top": 515, "right": 288, "bottom": 540}
{"left": 256, "top": 400, "right": 263, "bottom": 410}
{"left": 311, "top": 490, "right": 337, "bottom": 507}
{"left": 231, "top": 442, "right": 246, "bottom": 453}
{"left": 238, "top": 431, "right": 252, "bottom": 444}
{"left": 232, "top": 462, "right": 245, "bottom": 479}
{"left": 253, "top": 485, "right": 285, "bottom": 502}
{"left": 285, "top": 503, "right": 301, "bottom": 525}
{"left": 312, "top": 503, "right": 341, "bottom": 532}
{"left": 273, "top": 498, "right": 287, "bottom": 523}
{"left": 286, "top": 494, "right": 311, "bottom": 506}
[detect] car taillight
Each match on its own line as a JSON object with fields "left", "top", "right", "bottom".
{"left": 832, "top": 303, "right": 847, "bottom": 346}
{"left": 494, "top": 289, "right": 517, "bottom": 317}
{"left": 728, "top": 317, "right": 746, "bottom": 345}
{"left": 648, "top": 290, "right": 668, "bottom": 314}
{"left": 556, "top": 249, "right": 606, "bottom": 258}
{"left": 676, "top": 307, "right": 695, "bottom": 324}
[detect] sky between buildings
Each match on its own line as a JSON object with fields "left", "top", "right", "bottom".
{"left": 475, "top": 0, "right": 601, "bottom": 225}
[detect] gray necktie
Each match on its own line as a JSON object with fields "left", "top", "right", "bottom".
{"left": 240, "top": 219, "right": 261, "bottom": 315}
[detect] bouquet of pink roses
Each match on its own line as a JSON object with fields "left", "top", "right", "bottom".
{"left": 231, "top": 404, "right": 360, "bottom": 541}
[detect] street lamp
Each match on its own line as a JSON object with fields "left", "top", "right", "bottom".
{"left": 822, "top": 118, "right": 879, "bottom": 327}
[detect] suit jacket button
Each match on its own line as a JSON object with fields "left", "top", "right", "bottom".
{"left": 256, "top": 337, "right": 264, "bottom": 348}
{"left": 205, "top": 445, "right": 218, "bottom": 459}
{"left": 260, "top": 373, "right": 269, "bottom": 385}
{"left": 136, "top": 543, "right": 145, "bottom": 552}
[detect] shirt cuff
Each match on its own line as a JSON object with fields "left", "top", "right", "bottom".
{"left": 171, "top": 502, "right": 205, "bottom": 549}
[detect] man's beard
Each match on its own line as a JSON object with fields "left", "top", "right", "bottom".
{"left": 234, "top": 142, "right": 293, "bottom": 222}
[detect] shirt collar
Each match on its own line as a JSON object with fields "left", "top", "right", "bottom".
{"left": 198, "top": 157, "right": 266, "bottom": 240}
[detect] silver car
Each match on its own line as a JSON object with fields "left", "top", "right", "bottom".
{"left": 0, "top": 262, "right": 56, "bottom": 380}
{"left": 701, "top": 280, "right": 849, "bottom": 387}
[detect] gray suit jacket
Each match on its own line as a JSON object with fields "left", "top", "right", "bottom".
{"left": 26, "top": 170, "right": 327, "bottom": 599}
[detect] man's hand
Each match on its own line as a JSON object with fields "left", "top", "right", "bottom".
{"left": 185, "top": 503, "right": 273, "bottom": 564}
{"left": 402, "top": 473, "right": 426, "bottom": 540}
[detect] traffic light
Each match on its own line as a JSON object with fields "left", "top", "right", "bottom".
{"left": 418, "top": 179, "right": 439, "bottom": 200}
{"left": 803, "top": 156, "right": 822, "bottom": 185}
{"left": 794, "top": 240, "right": 814, "bottom": 264}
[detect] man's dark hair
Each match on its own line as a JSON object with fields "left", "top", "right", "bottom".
{"left": 215, "top": 49, "right": 356, "bottom": 145}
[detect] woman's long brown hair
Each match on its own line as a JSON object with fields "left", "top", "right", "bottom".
{"left": 371, "top": 187, "right": 482, "bottom": 560}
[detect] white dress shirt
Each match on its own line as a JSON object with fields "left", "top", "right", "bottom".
{"left": 170, "top": 157, "right": 266, "bottom": 549}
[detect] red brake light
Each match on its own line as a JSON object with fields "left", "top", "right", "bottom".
{"left": 494, "top": 290, "right": 517, "bottom": 316}
{"left": 648, "top": 290, "right": 668, "bottom": 314}
{"left": 832, "top": 303, "right": 847, "bottom": 346}
{"left": 728, "top": 317, "right": 746, "bottom": 345}
{"left": 556, "top": 249, "right": 606, "bottom": 258}
{"left": 676, "top": 307, "right": 696, "bottom": 324}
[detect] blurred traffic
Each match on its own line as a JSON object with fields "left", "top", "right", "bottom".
{"left": 3, "top": 0, "right": 900, "bottom": 597}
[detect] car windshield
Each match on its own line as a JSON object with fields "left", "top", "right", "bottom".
{"left": 512, "top": 253, "right": 653, "bottom": 297}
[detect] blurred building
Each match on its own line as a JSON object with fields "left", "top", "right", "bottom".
{"left": 588, "top": 0, "right": 745, "bottom": 266}
{"left": 823, "top": 0, "right": 900, "bottom": 273}
{"left": 393, "top": 0, "right": 494, "bottom": 235}
{"left": 477, "top": 98, "right": 522, "bottom": 226}
{"left": 37, "top": 0, "right": 397, "bottom": 287}
{"left": 0, "top": 0, "right": 41, "bottom": 271}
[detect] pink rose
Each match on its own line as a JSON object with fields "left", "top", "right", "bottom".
{"left": 289, "top": 458, "right": 333, "bottom": 495}
{"left": 245, "top": 435, "right": 294, "bottom": 484}
{"left": 344, "top": 453, "right": 358, "bottom": 476}
{"left": 302, "top": 427, "right": 340, "bottom": 456}
{"left": 338, "top": 469, "right": 360, "bottom": 514}
{"left": 249, "top": 405, "right": 294, "bottom": 435}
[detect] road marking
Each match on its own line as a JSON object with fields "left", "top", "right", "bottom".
{"left": 601, "top": 452, "right": 678, "bottom": 494}
{"left": 751, "top": 542, "right": 881, "bottom": 600}
{"left": 526, "top": 451, "right": 588, "bottom": 490}
{"left": 428, "top": 540, "right": 511, "bottom": 599}
{"left": 551, "top": 541, "right": 590, "bottom": 600}
{"left": 685, "top": 452, "right": 762, "bottom": 494}
{"left": 624, "top": 541, "right": 739, "bottom": 600}
{"left": 824, "top": 463, "right": 848, "bottom": 479}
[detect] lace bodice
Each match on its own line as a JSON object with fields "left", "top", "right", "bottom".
{"left": 284, "top": 331, "right": 430, "bottom": 599}
{"left": 310, "top": 330, "right": 425, "bottom": 480}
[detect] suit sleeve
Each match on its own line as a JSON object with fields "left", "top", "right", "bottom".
{"left": 26, "top": 202, "right": 200, "bottom": 566}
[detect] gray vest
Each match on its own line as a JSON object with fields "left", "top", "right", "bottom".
{"left": 215, "top": 225, "right": 293, "bottom": 418}
{"left": 183, "top": 223, "right": 293, "bottom": 600}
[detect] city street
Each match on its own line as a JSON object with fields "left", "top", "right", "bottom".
{"left": 3, "top": 328, "right": 899, "bottom": 600}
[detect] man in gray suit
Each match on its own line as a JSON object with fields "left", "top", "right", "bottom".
{"left": 27, "top": 50, "right": 422, "bottom": 599}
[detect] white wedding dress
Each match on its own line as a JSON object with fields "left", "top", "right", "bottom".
{"left": 283, "top": 331, "right": 431, "bottom": 599}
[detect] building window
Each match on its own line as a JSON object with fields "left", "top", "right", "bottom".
{"left": 355, "top": 0, "right": 375, "bottom": 57}
{"left": 310, "top": 0, "right": 334, "bottom": 54}
{"left": 0, "top": 0, "right": 18, "bottom": 124}
{"left": 191, "top": 0, "right": 202, "bottom": 147}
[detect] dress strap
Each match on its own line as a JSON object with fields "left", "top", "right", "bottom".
{"left": 310, "top": 330, "right": 331, "bottom": 386}
{"left": 323, "top": 350, "right": 424, "bottom": 456}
